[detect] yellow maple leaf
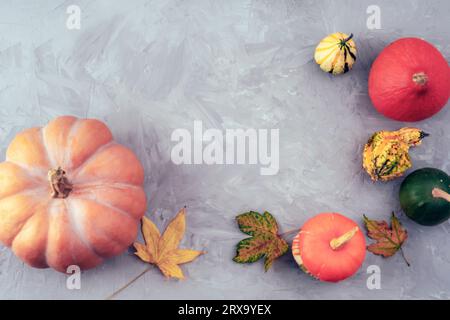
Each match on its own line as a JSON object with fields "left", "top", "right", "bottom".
{"left": 134, "top": 208, "right": 205, "bottom": 279}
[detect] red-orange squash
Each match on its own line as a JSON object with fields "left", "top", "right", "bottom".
{"left": 369, "top": 37, "right": 450, "bottom": 122}
{"left": 0, "top": 116, "right": 146, "bottom": 272}
{"left": 292, "top": 213, "right": 366, "bottom": 282}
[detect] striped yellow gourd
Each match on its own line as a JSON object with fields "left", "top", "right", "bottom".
{"left": 314, "top": 32, "right": 357, "bottom": 75}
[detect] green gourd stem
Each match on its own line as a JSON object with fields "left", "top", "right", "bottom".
{"left": 339, "top": 33, "right": 354, "bottom": 49}
{"left": 432, "top": 188, "right": 450, "bottom": 202}
{"left": 330, "top": 226, "right": 358, "bottom": 250}
{"left": 342, "top": 33, "right": 354, "bottom": 43}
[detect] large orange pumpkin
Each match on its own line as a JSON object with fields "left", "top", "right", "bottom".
{"left": 0, "top": 116, "right": 146, "bottom": 272}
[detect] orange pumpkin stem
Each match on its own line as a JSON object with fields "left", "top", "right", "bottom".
{"left": 330, "top": 226, "right": 358, "bottom": 250}
{"left": 48, "top": 167, "right": 73, "bottom": 198}
{"left": 432, "top": 188, "right": 450, "bottom": 203}
{"left": 412, "top": 72, "right": 428, "bottom": 86}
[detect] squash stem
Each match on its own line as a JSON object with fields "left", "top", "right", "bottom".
{"left": 343, "top": 33, "right": 354, "bottom": 43}
{"left": 48, "top": 167, "right": 72, "bottom": 198}
{"left": 330, "top": 226, "right": 359, "bottom": 250}
{"left": 432, "top": 188, "right": 450, "bottom": 203}
{"left": 339, "top": 33, "right": 354, "bottom": 49}
{"left": 412, "top": 72, "right": 428, "bottom": 86}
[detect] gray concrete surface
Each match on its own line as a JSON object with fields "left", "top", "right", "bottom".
{"left": 0, "top": 0, "right": 449, "bottom": 299}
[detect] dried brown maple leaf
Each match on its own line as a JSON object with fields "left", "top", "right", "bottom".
{"left": 363, "top": 212, "right": 410, "bottom": 266}
{"left": 134, "top": 208, "right": 205, "bottom": 279}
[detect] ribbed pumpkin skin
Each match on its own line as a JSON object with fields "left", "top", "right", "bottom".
{"left": 0, "top": 116, "right": 146, "bottom": 272}
{"left": 368, "top": 38, "right": 450, "bottom": 122}
{"left": 292, "top": 213, "right": 366, "bottom": 282}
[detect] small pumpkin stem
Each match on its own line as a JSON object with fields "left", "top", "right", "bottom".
{"left": 330, "top": 226, "right": 359, "bottom": 250}
{"left": 48, "top": 167, "right": 72, "bottom": 199}
{"left": 412, "top": 72, "right": 428, "bottom": 86}
{"left": 432, "top": 188, "right": 450, "bottom": 203}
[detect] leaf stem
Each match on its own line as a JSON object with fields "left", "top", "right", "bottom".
{"left": 105, "top": 266, "right": 152, "bottom": 300}
{"left": 400, "top": 247, "right": 411, "bottom": 267}
{"left": 278, "top": 228, "right": 300, "bottom": 238}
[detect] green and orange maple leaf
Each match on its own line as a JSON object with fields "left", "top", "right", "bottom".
{"left": 233, "top": 211, "right": 289, "bottom": 271}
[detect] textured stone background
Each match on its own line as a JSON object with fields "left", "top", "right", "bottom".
{"left": 0, "top": 0, "right": 449, "bottom": 299}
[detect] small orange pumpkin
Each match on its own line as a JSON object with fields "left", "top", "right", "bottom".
{"left": 0, "top": 116, "right": 147, "bottom": 272}
{"left": 292, "top": 213, "right": 366, "bottom": 282}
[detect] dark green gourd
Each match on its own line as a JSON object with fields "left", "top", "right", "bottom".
{"left": 400, "top": 168, "right": 450, "bottom": 226}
